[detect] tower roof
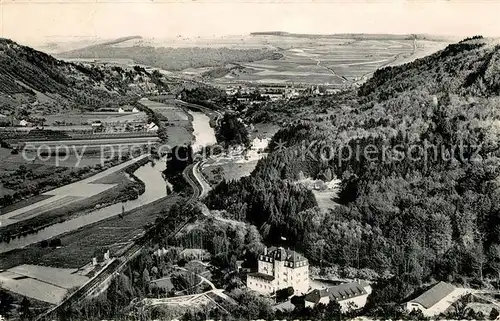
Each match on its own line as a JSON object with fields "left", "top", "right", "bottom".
{"left": 266, "top": 246, "right": 307, "bottom": 263}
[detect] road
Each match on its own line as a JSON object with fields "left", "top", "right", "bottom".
{"left": 183, "top": 159, "right": 246, "bottom": 228}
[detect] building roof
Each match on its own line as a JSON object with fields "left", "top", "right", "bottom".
{"left": 265, "top": 247, "right": 307, "bottom": 263}
{"left": 273, "top": 300, "right": 296, "bottom": 312}
{"left": 248, "top": 272, "right": 275, "bottom": 281}
{"left": 305, "top": 282, "right": 368, "bottom": 304}
{"left": 409, "top": 281, "right": 455, "bottom": 309}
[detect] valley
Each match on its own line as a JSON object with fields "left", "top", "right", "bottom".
{"left": 2, "top": 31, "right": 500, "bottom": 321}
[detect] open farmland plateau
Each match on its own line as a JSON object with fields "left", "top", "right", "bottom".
{"left": 49, "top": 34, "right": 450, "bottom": 86}
{"left": 213, "top": 39, "right": 449, "bottom": 85}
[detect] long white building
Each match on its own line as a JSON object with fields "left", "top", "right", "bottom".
{"left": 247, "top": 247, "right": 309, "bottom": 295}
{"left": 405, "top": 281, "right": 468, "bottom": 317}
{"left": 304, "top": 281, "right": 372, "bottom": 312}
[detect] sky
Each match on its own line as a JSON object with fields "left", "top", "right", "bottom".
{"left": 1, "top": 0, "right": 500, "bottom": 46}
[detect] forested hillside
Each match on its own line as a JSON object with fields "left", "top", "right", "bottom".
{"left": 0, "top": 38, "right": 169, "bottom": 113}
{"left": 205, "top": 36, "right": 500, "bottom": 312}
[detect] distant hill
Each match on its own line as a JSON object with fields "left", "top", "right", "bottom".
{"left": 56, "top": 37, "right": 281, "bottom": 71}
{"left": 359, "top": 36, "right": 500, "bottom": 100}
{"left": 0, "top": 38, "right": 170, "bottom": 113}
{"left": 250, "top": 31, "right": 453, "bottom": 41}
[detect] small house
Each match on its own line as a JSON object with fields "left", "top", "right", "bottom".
{"left": 179, "top": 248, "right": 211, "bottom": 261}
{"left": 118, "top": 106, "right": 139, "bottom": 113}
{"left": 147, "top": 122, "right": 158, "bottom": 132}
{"left": 19, "top": 120, "right": 30, "bottom": 127}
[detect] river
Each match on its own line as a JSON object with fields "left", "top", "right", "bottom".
{"left": 0, "top": 159, "right": 167, "bottom": 254}
{"left": 188, "top": 110, "right": 217, "bottom": 153}
{"left": 0, "top": 110, "right": 217, "bottom": 254}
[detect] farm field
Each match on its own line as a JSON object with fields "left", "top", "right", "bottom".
{"left": 0, "top": 155, "right": 147, "bottom": 228}
{"left": 0, "top": 194, "right": 182, "bottom": 270}
{"left": 38, "top": 111, "right": 147, "bottom": 126}
{"left": 0, "top": 148, "right": 107, "bottom": 168}
{"left": 138, "top": 99, "right": 194, "bottom": 147}
{"left": 210, "top": 39, "right": 447, "bottom": 85}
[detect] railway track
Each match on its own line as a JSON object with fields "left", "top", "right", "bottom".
{"left": 38, "top": 103, "right": 214, "bottom": 320}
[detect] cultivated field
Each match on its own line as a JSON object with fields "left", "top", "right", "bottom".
{"left": 0, "top": 195, "right": 182, "bottom": 270}
{"left": 211, "top": 39, "right": 447, "bottom": 85}
{"left": 40, "top": 111, "right": 147, "bottom": 126}
{"left": 0, "top": 264, "right": 89, "bottom": 304}
{"left": 138, "top": 99, "right": 194, "bottom": 147}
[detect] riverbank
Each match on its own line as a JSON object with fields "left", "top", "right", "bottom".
{"left": 0, "top": 155, "right": 170, "bottom": 254}
{"left": 0, "top": 194, "right": 182, "bottom": 270}
{"left": 0, "top": 155, "right": 151, "bottom": 242}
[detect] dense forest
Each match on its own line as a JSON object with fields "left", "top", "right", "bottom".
{"left": 216, "top": 113, "right": 250, "bottom": 147}
{"left": 205, "top": 37, "right": 500, "bottom": 314}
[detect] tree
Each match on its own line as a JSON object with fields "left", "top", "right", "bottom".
{"left": 143, "top": 268, "right": 151, "bottom": 293}
{"left": 216, "top": 113, "right": 250, "bottom": 147}
{"left": 18, "top": 297, "right": 31, "bottom": 321}
{"left": 489, "top": 307, "right": 499, "bottom": 320}
{"left": 49, "top": 238, "right": 62, "bottom": 247}
{"left": 276, "top": 286, "right": 294, "bottom": 302}
{"left": 489, "top": 244, "right": 500, "bottom": 284}
{"left": 0, "top": 289, "right": 14, "bottom": 318}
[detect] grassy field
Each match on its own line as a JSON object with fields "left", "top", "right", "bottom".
{"left": 0, "top": 195, "right": 181, "bottom": 269}
{"left": 0, "top": 265, "right": 89, "bottom": 304}
{"left": 0, "top": 168, "right": 139, "bottom": 237}
{"left": 0, "top": 195, "right": 54, "bottom": 215}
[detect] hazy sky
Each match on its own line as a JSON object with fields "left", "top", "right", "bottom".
{"left": 2, "top": 0, "right": 500, "bottom": 45}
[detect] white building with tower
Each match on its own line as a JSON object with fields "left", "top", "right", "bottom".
{"left": 247, "top": 247, "right": 309, "bottom": 295}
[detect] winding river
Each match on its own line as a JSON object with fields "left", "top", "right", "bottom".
{"left": 0, "top": 159, "right": 167, "bottom": 254}
{"left": 188, "top": 110, "right": 217, "bottom": 153}
{"left": 0, "top": 110, "right": 217, "bottom": 254}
